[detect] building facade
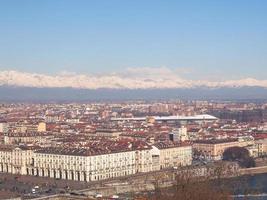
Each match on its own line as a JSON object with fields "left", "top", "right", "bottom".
{"left": 151, "top": 142, "right": 192, "bottom": 170}
{"left": 193, "top": 138, "right": 255, "bottom": 160}
{"left": 0, "top": 141, "right": 193, "bottom": 182}
{"left": 29, "top": 148, "right": 136, "bottom": 181}
{"left": 0, "top": 145, "right": 34, "bottom": 175}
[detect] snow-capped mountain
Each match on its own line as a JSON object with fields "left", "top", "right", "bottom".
{"left": 0, "top": 69, "right": 267, "bottom": 89}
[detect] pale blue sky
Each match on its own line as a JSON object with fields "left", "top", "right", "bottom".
{"left": 0, "top": 0, "right": 266, "bottom": 80}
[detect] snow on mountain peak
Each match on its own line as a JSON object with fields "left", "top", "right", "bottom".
{"left": 0, "top": 68, "right": 266, "bottom": 89}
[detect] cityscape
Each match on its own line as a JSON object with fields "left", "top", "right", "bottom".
{"left": 1, "top": 0, "right": 267, "bottom": 200}
{"left": 0, "top": 101, "right": 267, "bottom": 199}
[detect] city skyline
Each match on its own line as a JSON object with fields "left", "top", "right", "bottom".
{"left": 0, "top": 0, "right": 267, "bottom": 84}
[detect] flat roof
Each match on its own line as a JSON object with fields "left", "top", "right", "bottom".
{"left": 111, "top": 114, "right": 218, "bottom": 122}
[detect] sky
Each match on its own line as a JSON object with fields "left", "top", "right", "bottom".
{"left": 0, "top": 0, "right": 267, "bottom": 81}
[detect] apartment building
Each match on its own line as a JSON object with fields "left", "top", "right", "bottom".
{"left": 255, "top": 139, "right": 267, "bottom": 156}
{"left": 30, "top": 147, "right": 136, "bottom": 181}
{"left": 151, "top": 142, "right": 192, "bottom": 170}
{"left": 4, "top": 132, "right": 54, "bottom": 145}
{"left": 95, "top": 128, "right": 121, "bottom": 137}
{"left": 37, "top": 122, "right": 46, "bottom": 132}
{"left": 0, "top": 121, "right": 8, "bottom": 133}
{"left": 193, "top": 138, "right": 255, "bottom": 160}
{"left": 0, "top": 145, "right": 35, "bottom": 175}
{"left": 0, "top": 140, "right": 192, "bottom": 182}
{"left": 135, "top": 144, "right": 153, "bottom": 173}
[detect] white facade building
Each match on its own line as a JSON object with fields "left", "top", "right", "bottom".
{"left": 0, "top": 145, "right": 34, "bottom": 175}
{"left": 0, "top": 141, "right": 192, "bottom": 182}
{"left": 29, "top": 148, "right": 137, "bottom": 181}
{"left": 151, "top": 142, "right": 192, "bottom": 170}
{"left": 0, "top": 121, "right": 8, "bottom": 133}
{"left": 171, "top": 126, "right": 189, "bottom": 142}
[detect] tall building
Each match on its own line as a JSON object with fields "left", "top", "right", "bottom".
{"left": 0, "top": 121, "right": 8, "bottom": 133}
{"left": 170, "top": 126, "right": 189, "bottom": 142}
{"left": 151, "top": 142, "right": 192, "bottom": 170}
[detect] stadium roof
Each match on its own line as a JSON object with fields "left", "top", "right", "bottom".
{"left": 111, "top": 114, "right": 218, "bottom": 122}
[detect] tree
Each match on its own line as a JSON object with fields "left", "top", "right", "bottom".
{"left": 222, "top": 146, "right": 255, "bottom": 168}
{"left": 149, "top": 163, "right": 235, "bottom": 200}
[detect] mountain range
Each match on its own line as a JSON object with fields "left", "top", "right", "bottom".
{"left": 0, "top": 70, "right": 267, "bottom": 101}
{"left": 1, "top": 70, "right": 267, "bottom": 89}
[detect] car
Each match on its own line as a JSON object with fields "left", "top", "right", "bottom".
{"left": 110, "top": 195, "right": 119, "bottom": 199}
{"left": 96, "top": 193, "right": 103, "bottom": 198}
{"left": 70, "top": 192, "right": 79, "bottom": 196}
{"left": 45, "top": 189, "right": 52, "bottom": 193}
